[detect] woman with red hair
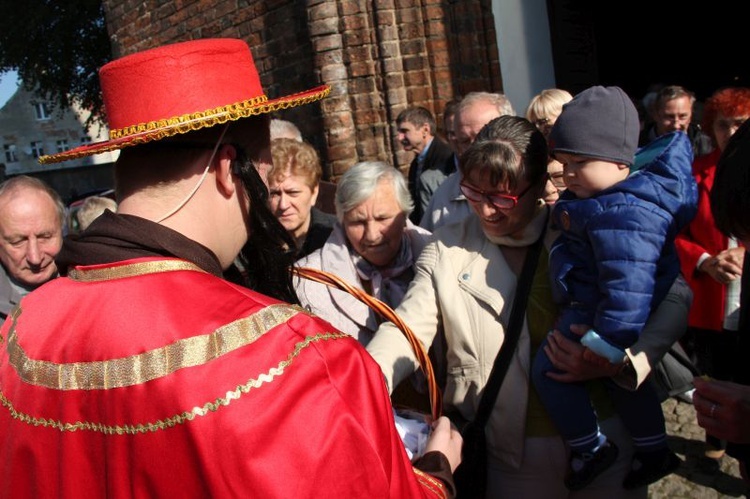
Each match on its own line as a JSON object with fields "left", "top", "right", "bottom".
{"left": 676, "top": 86, "right": 750, "bottom": 472}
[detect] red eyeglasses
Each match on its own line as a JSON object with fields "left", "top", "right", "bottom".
{"left": 459, "top": 181, "right": 535, "bottom": 210}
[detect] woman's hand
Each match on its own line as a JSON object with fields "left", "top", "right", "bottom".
{"left": 693, "top": 376, "right": 750, "bottom": 444}
{"left": 424, "top": 416, "right": 463, "bottom": 472}
{"left": 699, "top": 247, "right": 744, "bottom": 285}
{"left": 543, "top": 324, "right": 622, "bottom": 382}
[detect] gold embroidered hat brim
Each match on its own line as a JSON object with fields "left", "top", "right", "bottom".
{"left": 39, "top": 85, "right": 330, "bottom": 165}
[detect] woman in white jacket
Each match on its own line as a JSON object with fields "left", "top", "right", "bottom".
{"left": 367, "top": 115, "right": 691, "bottom": 498}
{"left": 295, "top": 160, "right": 432, "bottom": 346}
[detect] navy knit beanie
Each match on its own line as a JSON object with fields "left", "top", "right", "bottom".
{"left": 549, "top": 86, "right": 639, "bottom": 166}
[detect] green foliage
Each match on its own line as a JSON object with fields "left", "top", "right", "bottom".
{"left": 0, "top": 0, "right": 111, "bottom": 125}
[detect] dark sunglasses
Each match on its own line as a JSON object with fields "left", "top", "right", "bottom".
{"left": 459, "top": 181, "right": 535, "bottom": 210}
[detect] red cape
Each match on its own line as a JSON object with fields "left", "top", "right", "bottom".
{"left": 0, "top": 257, "right": 446, "bottom": 498}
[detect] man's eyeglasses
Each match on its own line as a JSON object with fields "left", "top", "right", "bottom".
{"left": 547, "top": 171, "right": 566, "bottom": 189}
{"left": 459, "top": 181, "right": 534, "bottom": 210}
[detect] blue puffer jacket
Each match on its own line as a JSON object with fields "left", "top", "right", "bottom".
{"left": 549, "top": 131, "right": 698, "bottom": 349}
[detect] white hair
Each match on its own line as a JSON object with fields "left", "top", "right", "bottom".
{"left": 269, "top": 119, "right": 303, "bottom": 142}
{"left": 76, "top": 195, "right": 118, "bottom": 231}
{"left": 459, "top": 91, "right": 516, "bottom": 117}
{"left": 334, "top": 161, "right": 413, "bottom": 221}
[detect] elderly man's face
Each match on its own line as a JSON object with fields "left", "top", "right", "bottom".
{"left": 0, "top": 188, "right": 62, "bottom": 288}
{"left": 343, "top": 179, "right": 406, "bottom": 268}
{"left": 454, "top": 100, "right": 502, "bottom": 156}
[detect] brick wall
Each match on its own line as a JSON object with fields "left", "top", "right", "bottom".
{"left": 102, "top": 0, "right": 502, "bottom": 180}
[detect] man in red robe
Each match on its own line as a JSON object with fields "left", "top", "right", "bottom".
{"left": 0, "top": 38, "right": 460, "bottom": 498}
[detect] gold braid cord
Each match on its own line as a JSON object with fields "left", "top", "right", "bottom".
{"left": 0, "top": 332, "right": 348, "bottom": 434}
{"left": 413, "top": 468, "right": 448, "bottom": 498}
{"left": 293, "top": 266, "right": 442, "bottom": 421}
{"left": 38, "top": 85, "right": 331, "bottom": 165}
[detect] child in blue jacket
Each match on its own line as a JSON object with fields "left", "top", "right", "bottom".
{"left": 531, "top": 86, "right": 697, "bottom": 491}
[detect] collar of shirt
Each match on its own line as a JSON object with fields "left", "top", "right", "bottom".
{"left": 417, "top": 136, "right": 434, "bottom": 164}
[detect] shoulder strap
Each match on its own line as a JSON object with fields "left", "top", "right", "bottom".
{"left": 472, "top": 229, "right": 545, "bottom": 429}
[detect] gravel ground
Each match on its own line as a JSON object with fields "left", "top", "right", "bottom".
{"left": 650, "top": 398, "right": 748, "bottom": 498}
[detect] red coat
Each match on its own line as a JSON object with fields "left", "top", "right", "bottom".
{"left": 0, "top": 257, "right": 447, "bottom": 498}
{"left": 675, "top": 149, "right": 738, "bottom": 331}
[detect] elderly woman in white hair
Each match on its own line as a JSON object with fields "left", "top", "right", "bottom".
{"left": 295, "top": 160, "right": 432, "bottom": 346}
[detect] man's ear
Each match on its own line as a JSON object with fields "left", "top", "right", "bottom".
{"left": 310, "top": 183, "right": 320, "bottom": 206}
{"left": 215, "top": 144, "right": 238, "bottom": 197}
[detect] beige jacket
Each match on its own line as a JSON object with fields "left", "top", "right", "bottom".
{"left": 368, "top": 213, "right": 539, "bottom": 468}
{"left": 368, "top": 209, "right": 688, "bottom": 469}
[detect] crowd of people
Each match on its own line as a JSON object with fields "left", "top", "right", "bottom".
{"left": 0, "top": 36, "right": 749, "bottom": 499}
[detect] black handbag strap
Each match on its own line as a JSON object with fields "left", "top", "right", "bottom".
{"left": 472, "top": 229, "right": 545, "bottom": 429}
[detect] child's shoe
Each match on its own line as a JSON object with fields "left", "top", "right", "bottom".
{"left": 623, "top": 448, "right": 681, "bottom": 489}
{"left": 564, "top": 440, "right": 619, "bottom": 491}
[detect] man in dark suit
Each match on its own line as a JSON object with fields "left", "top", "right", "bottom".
{"left": 396, "top": 107, "right": 455, "bottom": 224}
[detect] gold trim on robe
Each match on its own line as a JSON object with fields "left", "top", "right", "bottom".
{"left": 0, "top": 332, "right": 347, "bottom": 434}
{"left": 413, "top": 468, "right": 448, "bottom": 498}
{"left": 0, "top": 258, "right": 351, "bottom": 433}
{"left": 67, "top": 259, "right": 206, "bottom": 282}
{"left": 6, "top": 303, "right": 307, "bottom": 390}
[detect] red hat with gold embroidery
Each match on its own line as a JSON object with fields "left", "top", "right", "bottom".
{"left": 39, "top": 38, "right": 329, "bottom": 164}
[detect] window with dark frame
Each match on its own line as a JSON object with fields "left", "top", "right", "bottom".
{"left": 30, "top": 141, "right": 44, "bottom": 158}
{"left": 3, "top": 144, "right": 17, "bottom": 163}
{"left": 34, "top": 102, "right": 51, "bottom": 120}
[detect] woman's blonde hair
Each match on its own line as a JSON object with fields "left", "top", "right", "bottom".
{"left": 525, "top": 88, "right": 573, "bottom": 122}
{"left": 269, "top": 138, "right": 322, "bottom": 188}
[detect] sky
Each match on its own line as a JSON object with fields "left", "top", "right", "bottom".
{"left": 0, "top": 70, "right": 20, "bottom": 109}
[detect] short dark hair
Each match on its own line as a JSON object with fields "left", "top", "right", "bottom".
{"left": 654, "top": 85, "right": 695, "bottom": 110}
{"left": 396, "top": 106, "right": 437, "bottom": 135}
{"left": 711, "top": 118, "right": 750, "bottom": 240}
{"left": 442, "top": 99, "right": 461, "bottom": 122}
{"left": 115, "top": 115, "right": 270, "bottom": 199}
{"left": 460, "top": 115, "right": 548, "bottom": 189}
